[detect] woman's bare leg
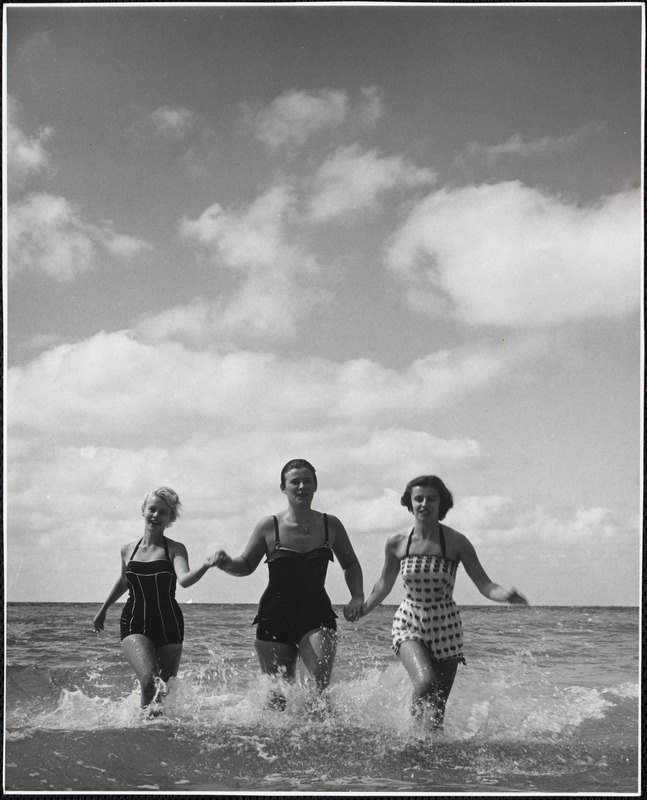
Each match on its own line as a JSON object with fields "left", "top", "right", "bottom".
{"left": 254, "top": 639, "right": 298, "bottom": 709}
{"left": 298, "top": 626, "right": 338, "bottom": 693}
{"left": 121, "top": 635, "right": 161, "bottom": 707}
{"left": 398, "top": 640, "right": 459, "bottom": 730}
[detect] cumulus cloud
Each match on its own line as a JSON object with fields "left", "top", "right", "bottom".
{"left": 446, "top": 495, "right": 639, "bottom": 606}
{"left": 129, "top": 105, "right": 197, "bottom": 141}
{"left": 242, "top": 86, "right": 382, "bottom": 154}
{"left": 306, "top": 144, "right": 436, "bottom": 223}
{"left": 6, "top": 330, "right": 516, "bottom": 600}
{"left": 180, "top": 184, "right": 297, "bottom": 269}
{"left": 7, "top": 193, "right": 153, "bottom": 281}
{"left": 6, "top": 330, "right": 542, "bottom": 445}
{"left": 460, "top": 123, "right": 603, "bottom": 166}
{"left": 354, "top": 86, "right": 384, "bottom": 128}
{"left": 149, "top": 106, "right": 197, "bottom": 140}
{"left": 6, "top": 327, "right": 637, "bottom": 604}
{"left": 180, "top": 130, "right": 220, "bottom": 180}
{"left": 451, "top": 494, "right": 636, "bottom": 553}
{"left": 242, "top": 88, "right": 348, "bottom": 151}
{"left": 6, "top": 95, "right": 55, "bottom": 188}
{"left": 386, "top": 182, "right": 641, "bottom": 327}
{"left": 175, "top": 185, "right": 326, "bottom": 338}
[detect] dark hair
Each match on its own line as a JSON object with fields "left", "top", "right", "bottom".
{"left": 400, "top": 475, "right": 453, "bottom": 520}
{"left": 280, "top": 459, "right": 318, "bottom": 490}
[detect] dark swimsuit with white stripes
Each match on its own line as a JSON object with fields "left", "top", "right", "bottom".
{"left": 391, "top": 525, "right": 466, "bottom": 664}
{"left": 253, "top": 514, "right": 338, "bottom": 646}
{"left": 120, "top": 537, "right": 184, "bottom": 647}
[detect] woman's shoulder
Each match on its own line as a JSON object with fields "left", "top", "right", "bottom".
{"left": 441, "top": 523, "right": 464, "bottom": 538}
{"left": 120, "top": 539, "right": 140, "bottom": 559}
{"left": 251, "top": 515, "right": 278, "bottom": 538}
{"left": 441, "top": 524, "right": 470, "bottom": 555}
{"left": 385, "top": 530, "right": 409, "bottom": 555}
{"left": 164, "top": 537, "right": 187, "bottom": 556}
{"left": 320, "top": 511, "right": 343, "bottom": 528}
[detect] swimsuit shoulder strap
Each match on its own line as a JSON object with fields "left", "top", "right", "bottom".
{"left": 323, "top": 513, "right": 329, "bottom": 546}
{"left": 405, "top": 529, "right": 415, "bottom": 557}
{"left": 272, "top": 515, "right": 281, "bottom": 549}
{"left": 130, "top": 538, "right": 142, "bottom": 559}
{"left": 439, "top": 524, "right": 447, "bottom": 558}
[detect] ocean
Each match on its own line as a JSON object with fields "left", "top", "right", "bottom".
{"left": 4, "top": 603, "right": 640, "bottom": 795}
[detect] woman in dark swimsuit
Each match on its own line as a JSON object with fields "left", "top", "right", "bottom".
{"left": 214, "top": 460, "right": 364, "bottom": 710}
{"left": 360, "top": 475, "right": 528, "bottom": 731}
{"left": 93, "top": 487, "right": 219, "bottom": 712}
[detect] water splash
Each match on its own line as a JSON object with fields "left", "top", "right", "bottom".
{"left": 8, "top": 647, "right": 635, "bottom": 746}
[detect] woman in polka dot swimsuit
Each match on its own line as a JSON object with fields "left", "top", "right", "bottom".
{"left": 360, "top": 475, "right": 528, "bottom": 730}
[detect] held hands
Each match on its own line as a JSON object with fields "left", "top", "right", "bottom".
{"left": 204, "top": 552, "right": 221, "bottom": 569}
{"left": 343, "top": 595, "right": 364, "bottom": 622}
{"left": 213, "top": 550, "right": 232, "bottom": 571}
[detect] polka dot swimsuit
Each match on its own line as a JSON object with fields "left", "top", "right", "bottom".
{"left": 391, "top": 526, "right": 466, "bottom": 663}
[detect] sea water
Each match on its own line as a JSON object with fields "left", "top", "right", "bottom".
{"left": 4, "top": 603, "right": 640, "bottom": 794}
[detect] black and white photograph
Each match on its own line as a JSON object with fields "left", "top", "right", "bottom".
{"left": 3, "top": 1, "right": 642, "bottom": 794}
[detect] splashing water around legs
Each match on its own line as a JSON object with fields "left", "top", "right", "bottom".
{"left": 5, "top": 604, "right": 640, "bottom": 792}
{"left": 398, "top": 640, "right": 460, "bottom": 732}
{"left": 121, "top": 635, "right": 182, "bottom": 710}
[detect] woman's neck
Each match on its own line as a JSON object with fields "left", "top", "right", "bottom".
{"left": 285, "top": 505, "right": 314, "bottom": 524}
{"left": 415, "top": 519, "right": 440, "bottom": 539}
{"left": 141, "top": 527, "right": 166, "bottom": 546}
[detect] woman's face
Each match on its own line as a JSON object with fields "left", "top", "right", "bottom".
{"left": 142, "top": 495, "right": 173, "bottom": 532}
{"left": 410, "top": 484, "right": 441, "bottom": 523}
{"left": 282, "top": 467, "right": 317, "bottom": 505}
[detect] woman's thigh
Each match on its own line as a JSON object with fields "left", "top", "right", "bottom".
{"left": 156, "top": 643, "right": 183, "bottom": 681}
{"left": 254, "top": 639, "right": 298, "bottom": 681}
{"left": 398, "top": 640, "right": 459, "bottom": 695}
{"left": 298, "top": 627, "right": 338, "bottom": 687}
{"left": 121, "top": 634, "right": 159, "bottom": 681}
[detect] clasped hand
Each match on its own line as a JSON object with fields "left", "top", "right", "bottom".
{"left": 343, "top": 597, "right": 364, "bottom": 622}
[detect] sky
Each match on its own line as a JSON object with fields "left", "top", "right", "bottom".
{"left": 3, "top": 2, "right": 643, "bottom": 607}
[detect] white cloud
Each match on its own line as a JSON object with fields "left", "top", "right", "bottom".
{"left": 6, "top": 95, "right": 55, "bottom": 188}
{"left": 242, "top": 87, "right": 383, "bottom": 154}
{"left": 435, "top": 495, "right": 639, "bottom": 606}
{"left": 6, "top": 330, "right": 639, "bottom": 604}
{"left": 242, "top": 88, "right": 348, "bottom": 151}
{"left": 461, "top": 123, "right": 603, "bottom": 165}
{"left": 175, "top": 185, "right": 326, "bottom": 339}
{"left": 180, "top": 129, "right": 220, "bottom": 180}
{"left": 7, "top": 193, "right": 153, "bottom": 281}
{"left": 149, "top": 106, "right": 196, "bottom": 140}
{"left": 5, "top": 330, "right": 509, "bottom": 601}
{"left": 129, "top": 105, "right": 198, "bottom": 142}
{"left": 451, "top": 495, "right": 633, "bottom": 548}
{"left": 180, "top": 184, "right": 297, "bottom": 269}
{"left": 355, "top": 86, "right": 384, "bottom": 129}
{"left": 7, "top": 330, "right": 539, "bottom": 446}
{"left": 387, "top": 182, "right": 641, "bottom": 327}
{"left": 307, "top": 144, "right": 436, "bottom": 223}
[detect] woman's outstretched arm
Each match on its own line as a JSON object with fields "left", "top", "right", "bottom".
{"left": 361, "top": 534, "right": 402, "bottom": 616}
{"left": 93, "top": 547, "right": 129, "bottom": 631}
{"left": 171, "top": 541, "right": 220, "bottom": 588}
{"left": 214, "top": 518, "right": 268, "bottom": 577}
{"left": 459, "top": 535, "right": 528, "bottom": 604}
{"left": 330, "top": 516, "right": 365, "bottom": 621}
